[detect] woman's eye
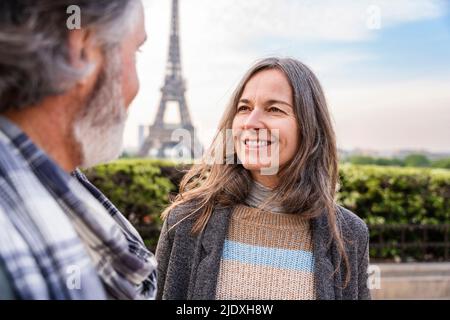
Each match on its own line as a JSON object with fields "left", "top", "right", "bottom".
{"left": 237, "top": 105, "right": 249, "bottom": 112}
{"left": 268, "top": 106, "right": 283, "bottom": 113}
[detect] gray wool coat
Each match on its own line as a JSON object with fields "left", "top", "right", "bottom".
{"left": 155, "top": 204, "right": 371, "bottom": 300}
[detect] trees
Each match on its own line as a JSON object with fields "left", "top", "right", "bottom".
{"left": 344, "top": 154, "right": 450, "bottom": 169}
{"left": 347, "top": 155, "right": 404, "bottom": 167}
{"left": 404, "top": 154, "right": 431, "bottom": 167}
{"left": 432, "top": 158, "right": 450, "bottom": 169}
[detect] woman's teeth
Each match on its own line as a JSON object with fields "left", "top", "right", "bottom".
{"left": 244, "top": 140, "right": 271, "bottom": 147}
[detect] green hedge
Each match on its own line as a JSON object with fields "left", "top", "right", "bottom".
{"left": 83, "top": 159, "right": 184, "bottom": 248}
{"left": 338, "top": 164, "right": 449, "bottom": 261}
{"left": 338, "top": 164, "right": 449, "bottom": 225}
{"left": 85, "top": 160, "right": 450, "bottom": 260}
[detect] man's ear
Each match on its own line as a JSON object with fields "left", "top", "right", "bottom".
{"left": 67, "top": 29, "right": 102, "bottom": 83}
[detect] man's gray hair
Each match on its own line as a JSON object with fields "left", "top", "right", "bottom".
{"left": 0, "top": 0, "right": 140, "bottom": 112}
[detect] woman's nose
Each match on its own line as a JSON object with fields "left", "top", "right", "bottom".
{"left": 243, "top": 109, "right": 265, "bottom": 130}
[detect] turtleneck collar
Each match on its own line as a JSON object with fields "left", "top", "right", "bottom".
{"left": 244, "top": 180, "right": 286, "bottom": 213}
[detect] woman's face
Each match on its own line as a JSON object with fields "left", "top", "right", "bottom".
{"left": 232, "top": 69, "right": 299, "bottom": 187}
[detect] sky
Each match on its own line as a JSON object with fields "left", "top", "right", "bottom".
{"left": 124, "top": 0, "right": 450, "bottom": 154}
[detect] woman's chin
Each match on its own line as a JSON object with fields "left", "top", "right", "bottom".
{"left": 241, "top": 160, "right": 275, "bottom": 172}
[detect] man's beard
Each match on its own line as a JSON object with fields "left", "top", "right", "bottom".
{"left": 73, "top": 48, "right": 128, "bottom": 169}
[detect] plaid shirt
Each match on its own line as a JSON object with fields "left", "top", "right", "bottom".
{"left": 0, "top": 116, "right": 157, "bottom": 299}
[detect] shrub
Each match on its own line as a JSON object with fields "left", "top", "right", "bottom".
{"left": 84, "top": 159, "right": 181, "bottom": 225}
{"left": 338, "top": 164, "right": 450, "bottom": 261}
{"left": 338, "top": 164, "right": 449, "bottom": 225}
{"left": 85, "top": 160, "right": 450, "bottom": 259}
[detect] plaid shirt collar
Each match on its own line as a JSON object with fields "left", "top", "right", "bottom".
{"left": 0, "top": 116, "right": 157, "bottom": 299}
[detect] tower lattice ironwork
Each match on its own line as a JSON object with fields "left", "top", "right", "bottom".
{"left": 138, "top": 0, "right": 202, "bottom": 158}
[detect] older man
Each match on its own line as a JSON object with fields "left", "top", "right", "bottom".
{"left": 0, "top": 0, "right": 156, "bottom": 299}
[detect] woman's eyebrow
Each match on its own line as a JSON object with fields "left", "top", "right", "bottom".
{"left": 265, "top": 99, "right": 293, "bottom": 107}
{"left": 239, "top": 98, "right": 292, "bottom": 107}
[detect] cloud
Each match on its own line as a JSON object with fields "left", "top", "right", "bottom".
{"left": 177, "top": 0, "right": 447, "bottom": 45}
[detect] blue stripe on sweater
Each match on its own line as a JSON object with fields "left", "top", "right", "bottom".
{"left": 222, "top": 240, "right": 315, "bottom": 272}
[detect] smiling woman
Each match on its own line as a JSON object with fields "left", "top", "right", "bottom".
{"left": 156, "top": 57, "right": 371, "bottom": 300}
{"left": 232, "top": 68, "right": 299, "bottom": 188}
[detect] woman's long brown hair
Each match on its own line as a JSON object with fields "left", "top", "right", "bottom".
{"left": 162, "top": 57, "right": 350, "bottom": 286}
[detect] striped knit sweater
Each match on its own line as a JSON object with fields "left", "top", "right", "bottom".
{"left": 215, "top": 204, "right": 316, "bottom": 300}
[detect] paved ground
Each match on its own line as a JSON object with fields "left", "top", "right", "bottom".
{"left": 370, "top": 262, "right": 450, "bottom": 299}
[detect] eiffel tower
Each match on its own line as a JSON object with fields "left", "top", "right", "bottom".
{"left": 138, "top": 0, "right": 202, "bottom": 158}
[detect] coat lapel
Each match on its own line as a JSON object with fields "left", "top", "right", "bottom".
{"left": 190, "top": 206, "right": 232, "bottom": 299}
{"left": 312, "top": 212, "right": 336, "bottom": 299}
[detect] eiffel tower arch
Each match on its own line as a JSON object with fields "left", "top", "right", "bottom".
{"left": 138, "top": 0, "right": 203, "bottom": 159}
